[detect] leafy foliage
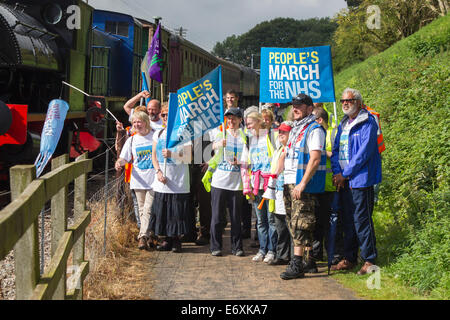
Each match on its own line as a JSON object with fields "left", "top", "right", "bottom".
{"left": 331, "top": 14, "right": 450, "bottom": 297}
{"left": 212, "top": 18, "right": 337, "bottom": 68}
{"left": 332, "top": 0, "right": 447, "bottom": 72}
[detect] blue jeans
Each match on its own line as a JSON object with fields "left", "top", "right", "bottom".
{"left": 253, "top": 190, "right": 278, "bottom": 255}
{"left": 339, "top": 183, "right": 377, "bottom": 264}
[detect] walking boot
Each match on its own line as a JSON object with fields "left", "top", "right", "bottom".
{"left": 280, "top": 256, "right": 305, "bottom": 280}
{"left": 303, "top": 256, "right": 319, "bottom": 274}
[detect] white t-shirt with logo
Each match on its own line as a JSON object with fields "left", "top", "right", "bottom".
{"left": 151, "top": 129, "right": 191, "bottom": 194}
{"left": 284, "top": 127, "right": 325, "bottom": 185}
{"left": 120, "top": 132, "right": 155, "bottom": 190}
{"left": 211, "top": 130, "right": 247, "bottom": 191}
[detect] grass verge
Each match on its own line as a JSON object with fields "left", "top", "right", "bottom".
{"left": 83, "top": 197, "right": 154, "bottom": 300}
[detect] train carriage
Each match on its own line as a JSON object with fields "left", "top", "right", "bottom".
{"left": 0, "top": 1, "right": 260, "bottom": 192}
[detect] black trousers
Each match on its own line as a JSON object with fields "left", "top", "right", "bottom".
{"left": 210, "top": 187, "right": 243, "bottom": 253}
{"left": 241, "top": 199, "right": 252, "bottom": 232}
{"left": 190, "top": 164, "right": 212, "bottom": 238}
{"left": 273, "top": 213, "right": 291, "bottom": 261}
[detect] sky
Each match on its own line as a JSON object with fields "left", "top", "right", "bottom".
{"left": 87, "top": 0, "right": 348, "bottom": 52}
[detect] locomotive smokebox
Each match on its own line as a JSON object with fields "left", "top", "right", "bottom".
{"left": 0, "top": 2, "right": 59, "bottom": 70}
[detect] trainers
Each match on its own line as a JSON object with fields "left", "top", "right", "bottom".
{"left": 234, "top": 249, "right": 245, "bottom": 257}
{"left": 280, "top": 257, "right": 305, "bottom": 280}
{"left": 211, "top": 250, "right": 222, "bottom": 256}
{"left": 252, "top": 252, "right": 265, "bottom": 262}
{"left": 263, "top": 251, "right": 276, "bottom": 263}
{"left": 138, "top": 237, "right": 148, "bottom": 250}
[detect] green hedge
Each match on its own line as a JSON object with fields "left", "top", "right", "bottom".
{"left": 330, "top": 14, "right": 450, "bottom": 298}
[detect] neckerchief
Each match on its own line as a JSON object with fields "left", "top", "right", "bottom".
{"left": 287, "top": 114, "right": 316, "bottom": 149}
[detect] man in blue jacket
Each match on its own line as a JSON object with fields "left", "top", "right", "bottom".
{"left": 330, "top": 88, "right": 382, "bottom": 275}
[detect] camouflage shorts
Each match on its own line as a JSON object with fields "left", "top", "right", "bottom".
{"left": 283, "top": 184, "right": 317, "bottom": 247}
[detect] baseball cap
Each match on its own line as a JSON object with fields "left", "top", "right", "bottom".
{"left": 224, "top": 107, "right": 243, "bottom": 118}
{"left": 278, "top": 122, "right": 293, "bottom": 132}
{"left": 292, "top": 94, "right": 313, "bottom": 106}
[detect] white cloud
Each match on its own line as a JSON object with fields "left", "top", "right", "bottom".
{"left": 87, "top": 0, "right": 347, "bottom": 52}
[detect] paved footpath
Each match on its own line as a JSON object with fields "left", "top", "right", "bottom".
{"left": 147, "top": 227, "right": 360, "bottom": 300}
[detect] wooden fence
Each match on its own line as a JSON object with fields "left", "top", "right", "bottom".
{"left": 0, "top": 153, "right": 92, "bottom": 300}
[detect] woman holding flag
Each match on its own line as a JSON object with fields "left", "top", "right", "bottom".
{"left": 149, "top": 103, "right": 193, "bottom": 253}
{"left": 115, "top": 111, "right": 156, "bottom": 251}
{"left": 208, "top": 108, "right": 247, "bottom": 257}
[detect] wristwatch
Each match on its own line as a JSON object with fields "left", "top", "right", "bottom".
{"left": 156, "top": 169, "right": 162, "bottom": 174}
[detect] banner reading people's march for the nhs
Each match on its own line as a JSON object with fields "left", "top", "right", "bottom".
{"left": 259, "top": 46, "right": 336, "bottom": 103}
{"left": 166, "top": 66, "right": 223, "bottom": 149}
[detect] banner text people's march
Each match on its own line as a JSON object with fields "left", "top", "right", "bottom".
{"left": 260, "top": 46, "right": 336, "bottom": 103}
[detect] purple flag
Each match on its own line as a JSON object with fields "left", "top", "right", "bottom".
{"left": 147, "top": 23, "right": 163, "bottom": 83}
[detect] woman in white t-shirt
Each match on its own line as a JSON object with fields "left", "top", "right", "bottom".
{"left": 209, "top": 108, "right": 247, "bottom": 257}
{"left": 149, "top": 103, "right": 192, "bottom": 253}
{"left": 242, "top": 112, "right": 278, "bottom": 264}
{"left": 115, "top": 111, "right": 155, "bottom": 250}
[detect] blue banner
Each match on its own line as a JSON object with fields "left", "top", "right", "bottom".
{"left": 259, "top": 46, "right": 336, "bottom": 103}
{"left": 34, "top": 99, "right": 69, "bottom": 177}
{"left": 166, "top": 66, "right": 223, "bottom": 149}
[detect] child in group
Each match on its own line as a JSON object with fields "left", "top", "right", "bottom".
{"left": 264, "top": 121, "right": 293, "bottom": 265}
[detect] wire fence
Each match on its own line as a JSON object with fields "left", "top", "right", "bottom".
{"left": 0, "top": 145, "right": 137, "bottom": 300}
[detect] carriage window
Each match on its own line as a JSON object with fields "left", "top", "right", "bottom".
{"left": 105, "top": 21, "right": 129, "bottom": 37}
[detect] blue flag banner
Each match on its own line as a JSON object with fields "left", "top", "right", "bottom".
{"left": 141, "top": 71, "right": 151, "bottom": 105}
{"left": 165, "top": 92, "right": 178, "bottom": 150}
{"left": 166, "top": 66, "right": 223, "bottom": 149}
{"left": 34, "top": 99, "right": 70, "bottom": 177}
{"left": 259, "top": 46, "right": 336, "bottom": 103}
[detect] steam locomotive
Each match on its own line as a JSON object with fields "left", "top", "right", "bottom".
{"left": 0, "top": 0, "right": 260, "bottom": 188}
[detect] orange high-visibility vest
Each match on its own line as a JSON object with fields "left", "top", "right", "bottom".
{"left": 364, "top": 105, "right": 385, "bottom": 153}
{"left": 124, "top": 127, "right": 136, "bottom": 183}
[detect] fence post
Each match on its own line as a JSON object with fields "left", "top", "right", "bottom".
{"left": 50, "top": 154, "right": 69, "bottom": 300}
{"left": 72, "top": 152, "right": 88, "bottom": 300}
{"left": 11, "top": 165, "right": 39, "bottom": 300}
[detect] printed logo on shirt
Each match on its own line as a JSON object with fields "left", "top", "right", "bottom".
{"left": 136, "top": 145, "right": 153, "bottom": 170}
{"left": 250, "top": 147, "right": 271, "bottom": 172}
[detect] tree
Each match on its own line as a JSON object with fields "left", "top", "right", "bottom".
{"left": 345, "top": 0, "right": 363, "bottom": 8}
{"left": 332, "top": 0, "right": 445, "bottom": 72}
{"left": 212, "top": 17, "right": 337, "bottom": 68}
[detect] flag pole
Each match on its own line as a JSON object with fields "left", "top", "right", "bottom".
{"left": 218, "top": 66, "right": 225, "bottom": 162}
{"left": 160, "top": 83, "right": 164, "bottom": 104}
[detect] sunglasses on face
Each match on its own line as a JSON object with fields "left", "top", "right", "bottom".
{"left": 340, "top": 99, "right": 357, "bottom": 104}
{"left": 161, "top": 113, "right": 168, "bottom": 118}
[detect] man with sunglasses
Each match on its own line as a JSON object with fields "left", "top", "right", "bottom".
{"left": 330, "top": 88, "right": 382, "bottom": 275}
